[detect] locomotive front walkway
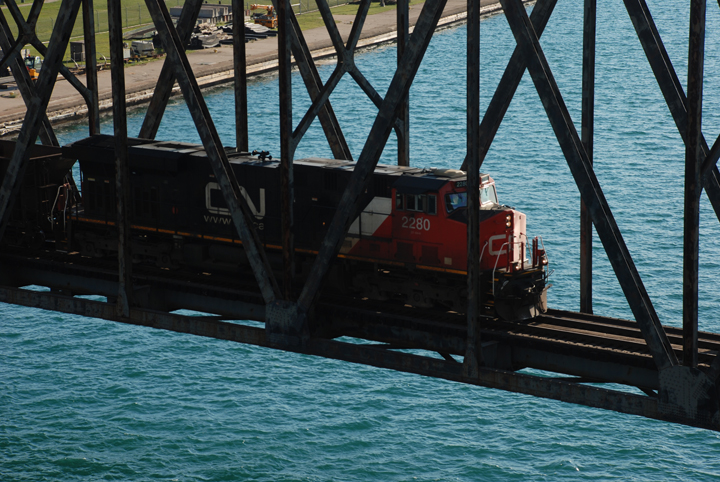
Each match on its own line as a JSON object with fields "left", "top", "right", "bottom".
{"left": 0, "top": 0, "right": 526, "bottom": 137}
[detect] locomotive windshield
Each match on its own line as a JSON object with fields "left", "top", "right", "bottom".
{"left": 481, "top": 185, "right": 498, "bottom": 205}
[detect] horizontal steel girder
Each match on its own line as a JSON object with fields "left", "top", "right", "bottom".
{"left": 3, "top": 285, "right": 719, "bottom": 432}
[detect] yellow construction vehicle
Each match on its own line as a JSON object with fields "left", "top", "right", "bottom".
{"left": 250, "top": 4, "right": 277, "bottom": 29}
{"left": 24, "top": 55, "right": 42, "bottom": 80}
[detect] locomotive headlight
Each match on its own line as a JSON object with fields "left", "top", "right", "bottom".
{"left": 505, "top": 214, "right": 512, "bottom": 228}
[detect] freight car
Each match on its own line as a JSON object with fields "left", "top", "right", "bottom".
{"left": 0, "top": 141, "right": 75, "bottom": 250}
{"left": 58, "top": 135, "right": 549, "bottom": 320}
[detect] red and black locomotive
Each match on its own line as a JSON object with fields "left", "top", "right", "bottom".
{"left": 3, "top": 135, "right": 549, "bottom": 320}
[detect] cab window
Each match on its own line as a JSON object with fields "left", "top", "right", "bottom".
{"left": 445, "top": 192, "right": 467, "bottom": 212}
{"left": 396, "top": 193, "right": 437, "bottom": 215}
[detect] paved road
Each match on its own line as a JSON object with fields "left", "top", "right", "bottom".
{"left": 0, "top": 0, "right": 507, "bottom": 134}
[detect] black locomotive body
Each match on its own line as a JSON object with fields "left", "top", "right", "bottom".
{"left": 2, "top": 135, "right": 549, "bottom": 320}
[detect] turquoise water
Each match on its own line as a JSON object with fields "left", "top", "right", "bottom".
{"left": 4, "top": 0, "right": 720, "bottom": 479}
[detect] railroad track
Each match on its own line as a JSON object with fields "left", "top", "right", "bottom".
{"left": 3, "top": 248, "right": 719, "bottom": 378}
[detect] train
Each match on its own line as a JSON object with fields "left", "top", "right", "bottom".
{"left": 1, "top": 135, "right": 549, "bottom": 320}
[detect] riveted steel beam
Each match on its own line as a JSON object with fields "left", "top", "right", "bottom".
{"left": 278, "top": 0, "right": 295, "bottom": 298}
{"left": 580, "top": 0, "right": 596, "bottom": 315}
{"left": 297, "top": 0, "right": 448, "bottom": 314}
{"left": 138, "top": 0, "right": 204, "bottom": 140}
{"left": 145, "top": 0, "right": 281, "bottom": 304}
{"left": 108, "top": 0, "right": 132, "bottom": 317}
{"left": 463, "top": 0, "right": 482, "bottom": 378}
{"left": 499, "top": 0, "right": 677, "bottom": 371}
{"left": 82, "top": 0, "right": 100, "bottom": 135}
{"left": 5, "top": 285, "right": 720, "bottom": 432}
{"left": 459, "top": 0, "right": 558, "bottom": 172}
{"left": 0, "top": 0, "right": 82, "bottom": 243}
{"left": 233, "top": 0, "right": 249, "bottom": 152}
{"left": 683, "top": 0, "right": 705, "bottom": 368}
{"left": 397, "top": 0, "right": 409, "bottom": 166}
{"left": 623, "top": 0, "right": 720, "bottom": 222}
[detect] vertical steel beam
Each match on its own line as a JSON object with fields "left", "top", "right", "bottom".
{"left": 499, "top": 0, "right": 677, "bottom": 370}
{"left": 623, "top": 0, "right": 720, "bottom": 222}
{"left": 463, "top": 0, "right": 482, "bottom": 377}
{"left": 683, "top": 0, "right": 705, "bottom": 368}
{"left": 397, "top": 0, "right": 410, "bottom": 166}
{"left": 580, "top": 0, "right": 596, "bottom": 314}
{"left": 138, "top": 0, "right": 203, "bottom": 139}
{"left": 0, "top": 0, "right": 82, "bottom": 242}
{"left": 108, "top": 0, "right": 132, "bottom": 317}
{"left": 278, "top": 0, "right": 294, "bottom": 298}
{"left": 82, "top": 0, "right": 100, "bottom": 135}
{"left": 459, "top": 0, "right": 558, "bottom": 172}
{"left": 297, "top": 0, "right": 448, "bottom": 314}
{"left": 233, "top": 0, "right": 249, "bottom": 152}
{"left": 145, "top": 0, "right": 281, "bottom": 304}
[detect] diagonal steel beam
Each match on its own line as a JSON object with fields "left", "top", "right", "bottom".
{"left": 145, "top": 0, "right": 281, "bottom": 304}
{"left": 0, "top": 0, "right": 44, "bottom": 78}
{"left": 297, "top": 0, "right": 448, "bottom": 314}
{"left": 287, "top": 0, "right": 400, "bottom": 158}
{"left": 287, "top": 1, "right": 353, "bottom": 160}
{"left": 701, "top": 134, "right": 720, "bottom": 178}
{"left": 623, "top": 0, "right": 720, "bottom": 222}
{"left": 499, "top": 0, "right": 677, "bottom": 370}
{"left": 315, "top": 0, "right": 347, "bottom": 57}
{"left": 291, "top": 64, "right": 347, "bottom": 149}
{"left": 459, "top": 0, "right": 557, "bottom": 172}
{"left": 345, "top": 0, "right": 371, "bottom": 52}
{"left": 0, "top": 35, "right": 29, "bottom": 75}
{"left": 0, "top": 0, "right": 82, "bottom": 242}
{"left": 138, "top": 0, "right": 203, "bottom": 140}
{"left": 0, "top": 9, "right": 57, "bottom": 146}
{"left": 4, "top": 0, "right": 93, "bottom": 104}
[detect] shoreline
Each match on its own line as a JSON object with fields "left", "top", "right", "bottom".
{"left": 0, "top": 0, "right": 528, "bottom": 137}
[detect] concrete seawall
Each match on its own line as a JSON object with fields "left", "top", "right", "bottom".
{"left": 0, "top": 0, "right": 528, "bottom": 137}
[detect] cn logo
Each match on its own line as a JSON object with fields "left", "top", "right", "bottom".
{"left": 488, "top": 234, "right": 507, "bottom": 256}
{"left": 205, "top": 182, "right": 266, "bottom": 219}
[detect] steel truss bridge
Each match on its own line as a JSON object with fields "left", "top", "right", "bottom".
{"left": 1, "top": 0, "right": 720, "bottom": 431}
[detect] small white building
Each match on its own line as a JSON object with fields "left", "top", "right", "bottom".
{"left": 169, "top": 3, "right": 232, "bottom": 25}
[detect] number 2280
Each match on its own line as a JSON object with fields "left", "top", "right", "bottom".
{"left": 402, "top": 216, "right": 431, "bottom": 231}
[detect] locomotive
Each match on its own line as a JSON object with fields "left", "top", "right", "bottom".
{"left": 2, "top": 135, "right": 549, "bottom": 320}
